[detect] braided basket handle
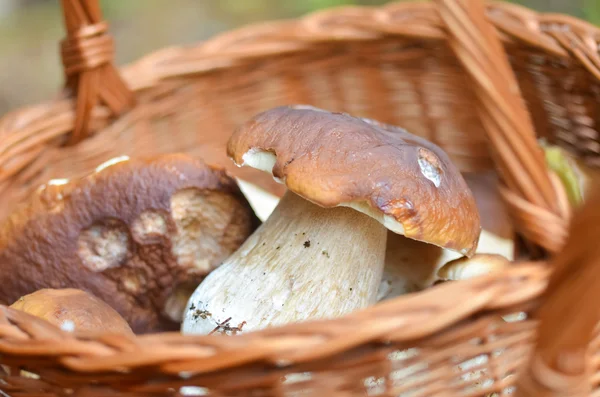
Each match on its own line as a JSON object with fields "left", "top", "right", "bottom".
{"left": 60, "top": 0, "right": 135, "bottom": 145}
{"left": 433, "top": 0, "right": 598, "bottom": 394}
{"left": 434, "top": 0, "right": 570, "bottom": 255}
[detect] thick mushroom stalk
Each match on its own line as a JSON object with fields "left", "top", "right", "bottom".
{"left": 182, "top": 190, "right": 387, "bottom": 334}
{"left": 378, "top": 232, "right": 463, "bottom": 300}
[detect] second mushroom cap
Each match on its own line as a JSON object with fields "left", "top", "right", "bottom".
{"left": 0, "top": 153, "right": 259, "bottom": 334}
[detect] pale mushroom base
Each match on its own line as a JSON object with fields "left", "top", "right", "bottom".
{"left": 182, "top": 191, "right": 387, "bottom": 335}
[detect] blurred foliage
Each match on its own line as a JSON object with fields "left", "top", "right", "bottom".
{"left": 505, "top": 0, "right": 600, "bottom": 23}
{"left": 542, "top": 143, "right": 585, "bottom": 207}
{"left": 291, "top": 0, "right": 385, "bottom": 13}
{"left": 583, "top": 0, "right": 600, "bottom": 25}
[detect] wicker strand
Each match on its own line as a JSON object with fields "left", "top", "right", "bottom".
{"left": 0, "top": 262, "right": 548, "bottom": 376}
{"left": 433, "top": 0, "right": 569, "bottom": 255}
{"left": 60, "top": 0, "right": 135, "bottom": 146}
{"left": 515, "top": 185, "right": 600, "bottom": 396}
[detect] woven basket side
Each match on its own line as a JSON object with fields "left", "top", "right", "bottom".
{"left": 0, "top": 262, "right": 551, "bottom": 396}
{"left": 430, "top": 2, "right": 600, "bottom": 393}
{"left": 1, "top": 253, "right": 598, "bottom": 396}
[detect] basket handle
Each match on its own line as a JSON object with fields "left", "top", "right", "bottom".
{"left": 433, "top": 0, "right": 570, "bottom": 256}
{"left": 434, "top": 0, "right": 599, "bottom": 394}
{"left": 512, "top": 186, "right": 600, "bottom": 395}
{"left": 59, "top": 0, "right": 135, "bottom": 146}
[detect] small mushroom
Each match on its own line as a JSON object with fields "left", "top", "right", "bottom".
{"left": 0, "top": 153, "right": 259, "bottom": 333}
{"left": 436, "top": 253, "right": 524, "bottom": 339}
{"left": 182, "top": 105, "right": 480, "bottom": 335}
{"left": 10, "top": 288, "right": 134, "bottom": 335}
{"left": 437, "top": 254, "right": 511, "bottom": 281}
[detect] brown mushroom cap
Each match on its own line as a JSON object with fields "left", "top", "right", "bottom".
{"left": 227, "top": 105, "right": 481, "bottom": 256}
{"left": 0, "top": 153, "right": 259, "bottom": 333}
{"left": 10, "top": 288, "right": 134, "bottom": 335}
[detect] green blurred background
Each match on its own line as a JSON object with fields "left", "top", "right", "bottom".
{"left": 0, "top": 0, "right": 597, "bottom": 116}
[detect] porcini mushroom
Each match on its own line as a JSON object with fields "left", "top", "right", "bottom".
{"left": 437, "top": 253, "right": 511, "bottom": 281}
{"left": 10, "top": 288, "right": 134, "bottom": 335}
{"left": 182, "top": 105, "right": 480, "bottom": 335}
{"left": 0, "top": 153, "right": 259, "bottom": 333}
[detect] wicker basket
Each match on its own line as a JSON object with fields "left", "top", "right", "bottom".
{"left": 1, "top": 0, "right": 599, "bottom": 395}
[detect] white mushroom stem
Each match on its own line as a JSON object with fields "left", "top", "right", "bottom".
{"left": 378, "top": 228, "right": 516, "bottom": 301}
{"left": 182, "top": 190, "right": 387, "bottom": 335}
{"left": 377, "top": 233, "right": 462, "bottom": 300}
{"left": 235, "top": 178, "right": 280, "bottom": 222}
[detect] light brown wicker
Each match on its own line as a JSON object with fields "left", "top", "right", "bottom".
{"left": 0, "top": 0, "right": 599, "bottom": 395}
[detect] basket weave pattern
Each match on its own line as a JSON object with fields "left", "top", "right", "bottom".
{"left": 0, "top": 0, "right": 600, "bottom": 395}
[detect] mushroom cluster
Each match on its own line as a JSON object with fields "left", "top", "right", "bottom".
{"left": 3, "top": 105, "right": 524, "bottom": 341}
{"left": 0, "top": 153, "right": 259, "bottom": 333}
{"left": 182, "top": 105, "right": 482, "bottom": 335}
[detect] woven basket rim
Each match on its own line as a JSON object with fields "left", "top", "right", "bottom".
{"left": 1, "top": 0, "right": 598, "bottom": 193}
{"left": 1, "top": 0, "right": 599, "bottom": 128}
{"left": 0, "top": 262, "right": 547, "bottom": 375}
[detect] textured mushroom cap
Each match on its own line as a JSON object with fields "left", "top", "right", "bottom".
{"left": 10, "top": 288, "right": 134, "bottom": 335}
{"left": 0, "top": 153, "right": 260, "bottom": 333}
{"left": 228, "top": 105, "right": 481, "bottom": 256}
